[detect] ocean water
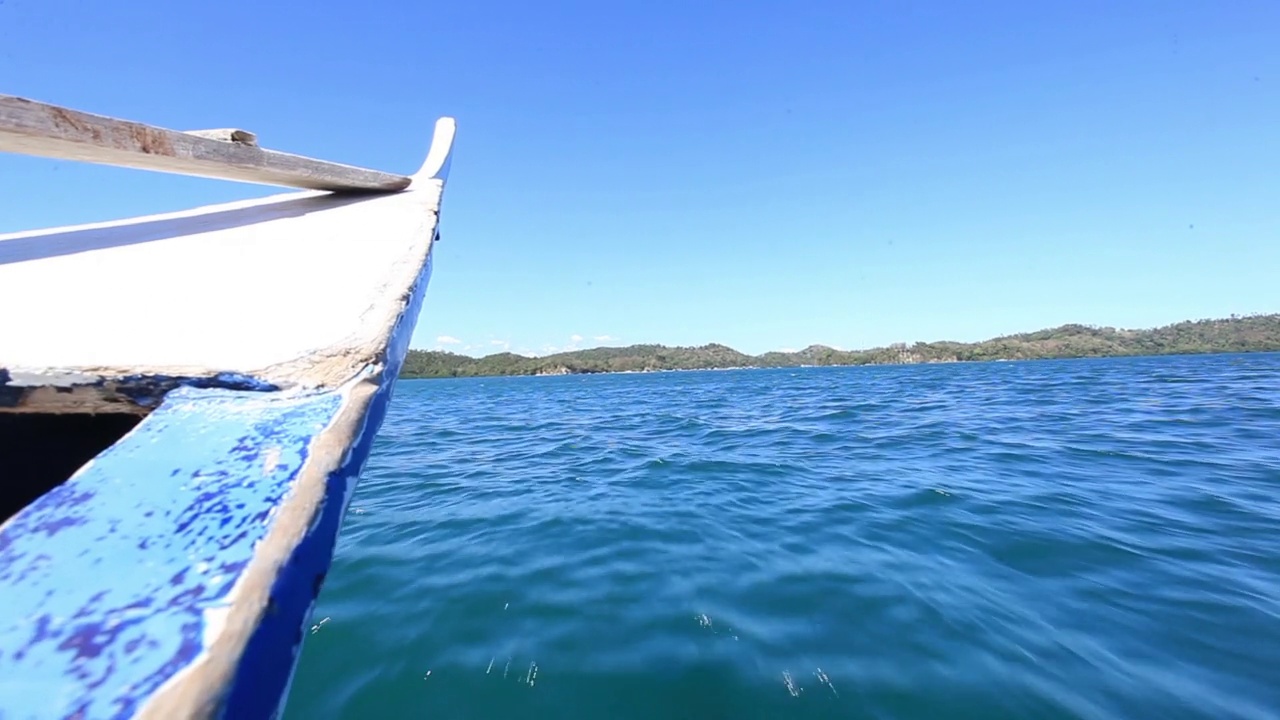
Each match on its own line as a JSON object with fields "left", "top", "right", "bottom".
{"left": 283, "top": 354, "right": 1280, "bottom": 720}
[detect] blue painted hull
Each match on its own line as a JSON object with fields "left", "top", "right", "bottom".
{"left": 0, "top": 254, "right": 435, "bottom": 719}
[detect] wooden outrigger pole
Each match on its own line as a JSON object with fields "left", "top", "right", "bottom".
{"left": 0, "top": 94, "right": 411, "bottom": 191}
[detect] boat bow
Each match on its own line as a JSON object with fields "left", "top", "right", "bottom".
{"left": 0, "top": 110, "right": 456, "bottom": 719}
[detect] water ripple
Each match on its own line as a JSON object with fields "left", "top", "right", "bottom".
{"left": 287, "top": 354, "right": 1280, "bottom": 720}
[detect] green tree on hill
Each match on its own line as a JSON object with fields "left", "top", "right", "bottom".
{"left": 400, "top": 314, "right": 1280, "bottom": 379}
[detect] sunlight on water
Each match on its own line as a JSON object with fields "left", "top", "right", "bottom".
{"left": 286, "top": 354, "right": 1280, "bottom": 720}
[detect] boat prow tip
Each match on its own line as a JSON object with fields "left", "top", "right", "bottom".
{"left": 411, "top": 117, "right": 457, "bottom": 185}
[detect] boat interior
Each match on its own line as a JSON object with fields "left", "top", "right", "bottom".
{"left": 0, "top": 411, "right": 143, "bottom": 522}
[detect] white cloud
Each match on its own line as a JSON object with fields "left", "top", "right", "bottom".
{"left": 436, "top": 335, "right": 462, "bottom": 345}
{"left": 593, "top": 334, "right": 616, "bottom": 342}
{"left": 490, "top": 339, "right": 507, "bottom": 346}
{"left": 570, "top": 334, "right": 584, "bottom": 342}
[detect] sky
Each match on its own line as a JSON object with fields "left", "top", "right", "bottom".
{"left": 1, "top": 1, "right": 1277, "bottom": 357}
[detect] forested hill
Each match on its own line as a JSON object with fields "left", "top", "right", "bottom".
{"left": 400, "top": 314, "right": 1280, "bottom": 379}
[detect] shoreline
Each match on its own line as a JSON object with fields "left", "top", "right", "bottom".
{"left": 401, "top": 347, "right": 1280, "bottom": 381}
{"left": 400, "top": 315, "right": 1280, "bottom": 380}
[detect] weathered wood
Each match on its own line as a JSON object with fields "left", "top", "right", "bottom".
{"left": 184, "top": 128, "right": 258, "bottom": 146}
{"left": 0, "top": 95, "right": 410, "bottom": 192}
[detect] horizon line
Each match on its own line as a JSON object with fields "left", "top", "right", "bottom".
{"left": 411, "top": 312, "right": 1278, "bottom": 361}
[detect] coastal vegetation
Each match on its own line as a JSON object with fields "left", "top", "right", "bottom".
{"left": 400, "top": 314, "right": 1280, "bottom": 379}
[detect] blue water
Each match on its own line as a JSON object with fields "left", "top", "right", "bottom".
{"left": 284, "top": 354, "right": 1280, "bottom": 719}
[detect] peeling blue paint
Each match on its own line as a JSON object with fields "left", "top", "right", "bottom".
{"left": 0, "top": 244, "right": 437, "bottom": 719}
{"left": 112, "top": 373, "right": 281, "bottom": 408}
{"left": 0, "top": 386, "right": 343, "bottom": 719}
{"left": 221, "top": 245, "right": 437, "bottom": 720}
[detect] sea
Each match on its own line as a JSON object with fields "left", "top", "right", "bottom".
{"left": 283, "top": 353, "right": 1280, "bottom": 720}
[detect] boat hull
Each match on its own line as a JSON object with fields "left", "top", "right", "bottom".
{"left": 0, "top": 116, "right": 455, "bottom": 718}
{"left": 0, "top": 252, "right": 434, "bottom": 719}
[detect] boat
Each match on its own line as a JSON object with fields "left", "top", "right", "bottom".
{"left": 0, "top": 94, "right": 456, "bottom": 719}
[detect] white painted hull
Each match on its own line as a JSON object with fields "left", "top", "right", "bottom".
{"left": 0, "top": 115, "right": 456, "bottom": 718}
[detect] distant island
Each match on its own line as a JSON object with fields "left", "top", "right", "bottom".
{"left": 400, "top": 314, "right": 1280, "bottom": 379}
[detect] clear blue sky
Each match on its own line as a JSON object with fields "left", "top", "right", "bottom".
{"left": 2, "top": 1, "right": 1277, "bottom": 356}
